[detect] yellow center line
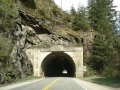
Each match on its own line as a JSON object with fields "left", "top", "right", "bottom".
{"left": 42, "top": 77, "right": 61, "bottom": 90}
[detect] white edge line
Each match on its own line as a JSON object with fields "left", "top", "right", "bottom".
{"left": 73, "top": 78, "right": 88, "bottom": 90}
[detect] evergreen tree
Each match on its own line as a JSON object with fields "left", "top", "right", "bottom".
{"left": 87, "top": 0, "right": 97, "bottom": 29}
{"left": 71, "top": 5, "right": 89, "bottom": 31}
{"left": 88, "top": 0, "right": 117, "bottom": 74}
{"left": 90, "top": 34, "right": 110, "bottom": 72}
{"left": 88, "top": 0, "right": 116, "bottom": 33}
{"left": 70, "top": 5, "right": 77, "bottom": 16}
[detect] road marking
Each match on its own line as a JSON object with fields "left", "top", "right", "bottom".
{"left": 73, "top": 79, "right": 88, "bottom": 90}
{"left": 42, "top": 77, "right": 60, "bottom": 90}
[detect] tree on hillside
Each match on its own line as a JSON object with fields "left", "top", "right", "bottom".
{"left": 88, "top": 0, "right": 118, "bottom": 76}
{"left": 70, "top": 5, "right": 77, "bottom": 16}
{"left": 71, "top": 4, "right": 89, "bottom": 31}
{"left": 90, "top": 34, "right": 110, "bottom": 72}
{"left": 88, "top": 0, "right": 116, "bottom": 33}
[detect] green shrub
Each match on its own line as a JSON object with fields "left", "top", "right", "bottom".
{"left": 38, "top": 8, "right": 46, "bottom": 15}
{"left": 52, "top": 6, "right": 59, "bottom": 16}
{"left": 4, "top": 76, "right": 14, "bottom": 83}
{"left": 84, "top": 66, "right": 95, "bottom": 77}
{"left": 20, "top": 0, "right": 36, "bottom": 9}
{"left": 0, "top": 34, "right": 13, "bottom": 59}
{"left": 102, "top": 65, "right": 120, "bottom": 77}
{"left": 0, "top": 0, "right": 18, "bottom": 31}
{"left": 62, "top": 13, "right": 71, "bottom": 22}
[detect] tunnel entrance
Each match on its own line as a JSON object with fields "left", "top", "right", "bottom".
{"left": 41, "top": 52, "right": 76, "bottom": 77}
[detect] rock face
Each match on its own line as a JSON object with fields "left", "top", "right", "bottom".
{"left": 10, "top": 25, "right": 33, "bottom": 78}
{"left": 0, "top": 0, "right": 95, "bottom": 83}
{"left": 0, "top": 73, "right": 3, "bottom": 83}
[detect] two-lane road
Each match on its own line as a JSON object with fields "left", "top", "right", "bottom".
{"left": 10, "top": 77, "right": 86, "bottom": 90}
{"left": 0, "top": 77, "right": 116, "bottom": 90}
{"left": 42, "top": 77, "right": 86, "bottom": 90}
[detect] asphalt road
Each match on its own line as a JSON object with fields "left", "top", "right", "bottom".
{"left": 11, "top": 77, "right": 86, "bottom": 90}
{"left": 0, "top": 77, "right": 117, "bottom": 90}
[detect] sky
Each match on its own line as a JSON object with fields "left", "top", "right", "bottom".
{"left": 54, "top": 0, "right": 120, "bottom": 11}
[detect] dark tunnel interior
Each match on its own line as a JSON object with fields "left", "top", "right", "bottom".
{"left": 41, "top": 52, "right": 76, "bottom": 77}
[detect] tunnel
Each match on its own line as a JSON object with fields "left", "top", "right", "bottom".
{"left": 41, "top": 52, "right": 76, "bottom": 77}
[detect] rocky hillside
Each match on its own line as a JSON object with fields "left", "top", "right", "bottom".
{"left": 0, "top": 0, "right": 95, "bottom": 83}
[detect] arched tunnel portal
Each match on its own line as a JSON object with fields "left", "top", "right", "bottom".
{"left": 25, "top": 46, "right": 83, "bottom": 77}
{"left": 41, "top": 52, "right": 76, "bottom": 77}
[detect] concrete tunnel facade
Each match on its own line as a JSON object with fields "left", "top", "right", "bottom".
{"left": 25, "top": 45, "right": 83, "bottom": 77}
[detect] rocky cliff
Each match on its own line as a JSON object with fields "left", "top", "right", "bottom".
{"left": 0, "top": 0, "right": 95, "bottom": 83}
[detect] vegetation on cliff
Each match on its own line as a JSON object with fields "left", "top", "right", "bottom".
{"left": 0, "top": 34, "right": 13, "bottom": 60}
{"left": 70, "top": 5, "right": 90, "bottom": 31}
{"left": 20, "top": 0, "right": 72, "bottom": 27}
{"left": 0, "top": 0, "right": 18, "bottom": 31}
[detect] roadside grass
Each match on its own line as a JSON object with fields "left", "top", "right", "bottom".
{"left": 16, "top": 75, "right": 39, "bottom": 82}
{"left": 80, "top": 76, "right": 120, "bottom": 88}
{"left": 0, "top": 75, "right": 40, "bottom": 87}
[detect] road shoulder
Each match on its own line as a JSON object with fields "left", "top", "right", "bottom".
{"left": 75, "top": 78, "right": 120, "bottom": 90}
